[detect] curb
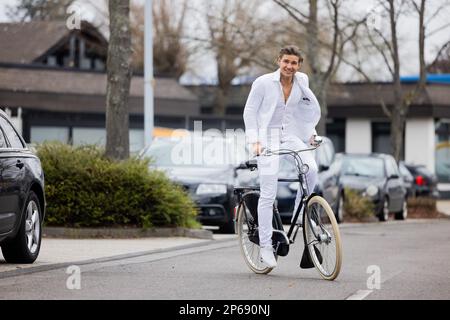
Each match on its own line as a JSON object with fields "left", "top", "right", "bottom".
{"left": 42, "top": 227, "right": 214, "bottom": 240}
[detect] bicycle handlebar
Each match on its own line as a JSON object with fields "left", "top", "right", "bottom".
{"left": 260, "top": 145, "right": 320, "bottom": 157}
{"left": 256, "top": 135, "right": 323, "bottom": 157}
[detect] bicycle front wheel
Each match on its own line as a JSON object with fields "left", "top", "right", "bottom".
{"left": 237, "top": 203, "right": 274, "bottom": 274}
{"left": 304, "top": 196, "right": 342, "bottom": 281}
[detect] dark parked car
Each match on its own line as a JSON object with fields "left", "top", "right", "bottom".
{"left": 0, "top": 109, "right": 45, "bottom": 263}
{"left": 142, "top": 135, "right": 257, "bottom": 233}
{"left": 275, "top": 137, "right": 336, "bottom": 224}
{"left": 402, "top": 163, "right": 439, "bottom": 198}
{"left": 398, "top": 161, "right": 414, "bottom": 198}
{"left": 319, "top": 153, "right": 407, "bottom": 222}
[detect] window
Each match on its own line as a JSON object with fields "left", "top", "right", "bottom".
{"left": 0, "top": 116, "right": 24, "bottom": 149}
{"left": 372, "top": 122, "right": 391, "bottom": 154}
{"left": 73, "top": 127, "right": 106, "bottom": 146}
{"left": 31, "top": 126, "right": 69, "bottom": 144}
{"left": 326, "top": 119, "right": 346, "bottom": 153}
{"left": 130, "top": 129, "right": 144, "bottom": 154}
{"left": 342, "top": 156, "right": 385, "bottom": 178}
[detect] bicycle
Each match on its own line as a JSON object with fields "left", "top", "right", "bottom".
{"left": 233, "top": 138, "right": 342, "bottom": 280}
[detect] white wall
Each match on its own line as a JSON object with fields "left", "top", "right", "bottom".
{"left": 405, "top": 118, "right": 435, "bottom": 173}
{"left": 345, "top": 119, "right": 372, "bottom": 154}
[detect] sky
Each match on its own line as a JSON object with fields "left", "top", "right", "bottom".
{"left": 0, "top": 0, "right": 449, "bottom": 84}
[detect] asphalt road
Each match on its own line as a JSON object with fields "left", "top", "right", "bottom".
{"left": 0, "top": 219, "right": 449, "bottom": 300}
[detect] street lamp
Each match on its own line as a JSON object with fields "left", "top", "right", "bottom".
{"left": 144, "top": 0, "right": 154, "bottom": 148}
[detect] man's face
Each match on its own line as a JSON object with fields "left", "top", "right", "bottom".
{"left": 278, "top": 54, "right": 301, "bottom": 78}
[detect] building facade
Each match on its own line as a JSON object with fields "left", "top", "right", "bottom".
{"left": 0, "top": 21, "right": 199, "bottom": 152}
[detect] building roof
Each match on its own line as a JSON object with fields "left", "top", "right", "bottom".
{"left": 0, "top": 21, "right": 106, "bottom": 65}
{"left": 401, "top": 74, "right": 450, "bottom": 85}
{"left": 186, "top": 81, "right": 450, "bottom": 118}
{"left": 0, "top": 65, "right": 198, "bottom": 101}
{"left": 0, "top": 65, "right": 200, "bottom": 117}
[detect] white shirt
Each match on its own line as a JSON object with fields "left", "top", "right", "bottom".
{"left": 243, "top": 69, "right": 321, "bottom": 145}
{"left": 267, "top": 77, "right": 302, "bottom": 136}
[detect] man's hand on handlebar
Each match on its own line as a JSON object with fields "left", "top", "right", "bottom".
{"left": 309, "top": 135, "right": 323, "bottom": 147}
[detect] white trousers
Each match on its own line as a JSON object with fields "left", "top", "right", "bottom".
{"left": 257, "top": 133, "right": 318, "bottom": 248}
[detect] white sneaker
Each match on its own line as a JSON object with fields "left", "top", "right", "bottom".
{"left": 260, "top": 246, "right": 277, "bottom": 268}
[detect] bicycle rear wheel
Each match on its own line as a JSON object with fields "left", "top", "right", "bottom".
{"left": 304, "top": 196, "right": 342, "bottom": 280}
{"left": 237, "top": 203, "right": 274, "bottom": 274}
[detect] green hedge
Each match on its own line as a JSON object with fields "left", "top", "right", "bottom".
{"left": 37, "top": 142, "right": 200, "bottom": 229}
{"left": 343, "top": 188, "right": 375, "bottom": 221}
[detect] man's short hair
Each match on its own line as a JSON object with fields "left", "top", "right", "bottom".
{"left": 278, "top": 45, "right": 304, "bottom": 63}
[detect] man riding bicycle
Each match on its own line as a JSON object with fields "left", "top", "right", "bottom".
{"left": 243, "top": 45, "right": 321, "bottom": 269}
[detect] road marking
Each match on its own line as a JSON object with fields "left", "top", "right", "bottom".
{"left": 346, "top": 289, "right": 373, "bottom": 300}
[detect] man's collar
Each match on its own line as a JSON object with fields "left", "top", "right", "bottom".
{"left": 272, "top": 69, "right": 281, "bottom": 82}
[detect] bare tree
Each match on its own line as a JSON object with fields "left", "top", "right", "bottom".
{"left": 200, "top": 0, "right": 277, "bottom": 116}
{"left": 427, "top": 41, "right": 450, "bottom": 73}
{"left": 346, "top": 0, "right": 449, "bottom": 161}
{"left": 272, "top": 0, "right": 367, "bottom": 134}
{"left": 128, "top": 0, "right": 190, "bottom": 77}
{"left": 7, "top": 0, "right": 75, "bottom": 21}
{"left": 105, "top": 0, "right": 132, "bottom": 160}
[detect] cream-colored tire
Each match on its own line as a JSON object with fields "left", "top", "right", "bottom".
{"left": 304, "top": 196, "right": 342, "bottom": 281}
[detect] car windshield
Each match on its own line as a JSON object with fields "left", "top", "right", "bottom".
{"left": 342, "top": 156, "right": 385, "bottom": 178}
{"left": 143, "top": 137, "right": 248, "bottom": 168}
{"left": 399, "top": 163, "right": 413, "bottom": 179}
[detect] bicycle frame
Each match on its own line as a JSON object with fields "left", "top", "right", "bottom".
{"left": 235, "top": 143, "right": 325, "bottom": 250}
{"left": 263, "top": 145, "right": 325, "bottom": 245}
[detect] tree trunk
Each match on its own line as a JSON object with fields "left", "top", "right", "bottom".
{"left": 214, "top": 87, "right": 228, "bottom": 117}
{"left": 315, "top": 86, "right": 328, "bottom": 136}
{"left": 309, "top": 75, "right": 328, "bottom": 136}
{"left": 389, "top": 0, "right": 404, "bottom": 162}
{"left": 390, "top": 105, "right": 405, "bottom": 161}
{"left": 106, "top": 0, "right": 132, "bottom": 160}
{"left": 306, "top": 0, "right": 328, "bottom": 136}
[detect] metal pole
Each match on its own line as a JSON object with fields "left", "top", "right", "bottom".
{"left": 144, "top": 0, "right": 154, "bottom": 148}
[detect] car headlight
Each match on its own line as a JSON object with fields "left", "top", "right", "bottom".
{"left": 365, "top": 185, "right": 379, "bottom": 197}
{"left": 196, "top": 184, "right": 227, "bottom": 195}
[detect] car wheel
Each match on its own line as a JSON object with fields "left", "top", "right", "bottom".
{"left": 378, "top": 197, "right": 389, "bottom": 222}
{"left": 395, "top": 198, "right": 408, "bottom": 220}
{"left": 335, "top": 193, "right": 344, "bottom": 224}
{"left": 1, "top": 191, "right": 42, "bottom": 264}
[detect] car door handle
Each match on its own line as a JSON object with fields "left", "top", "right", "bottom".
{"left": 16, "top": 160, "right": 24, "bottom": 169}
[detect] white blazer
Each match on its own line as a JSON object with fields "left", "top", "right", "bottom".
{"left": 243, "top": 69, "right": 321, "bottom": 145}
